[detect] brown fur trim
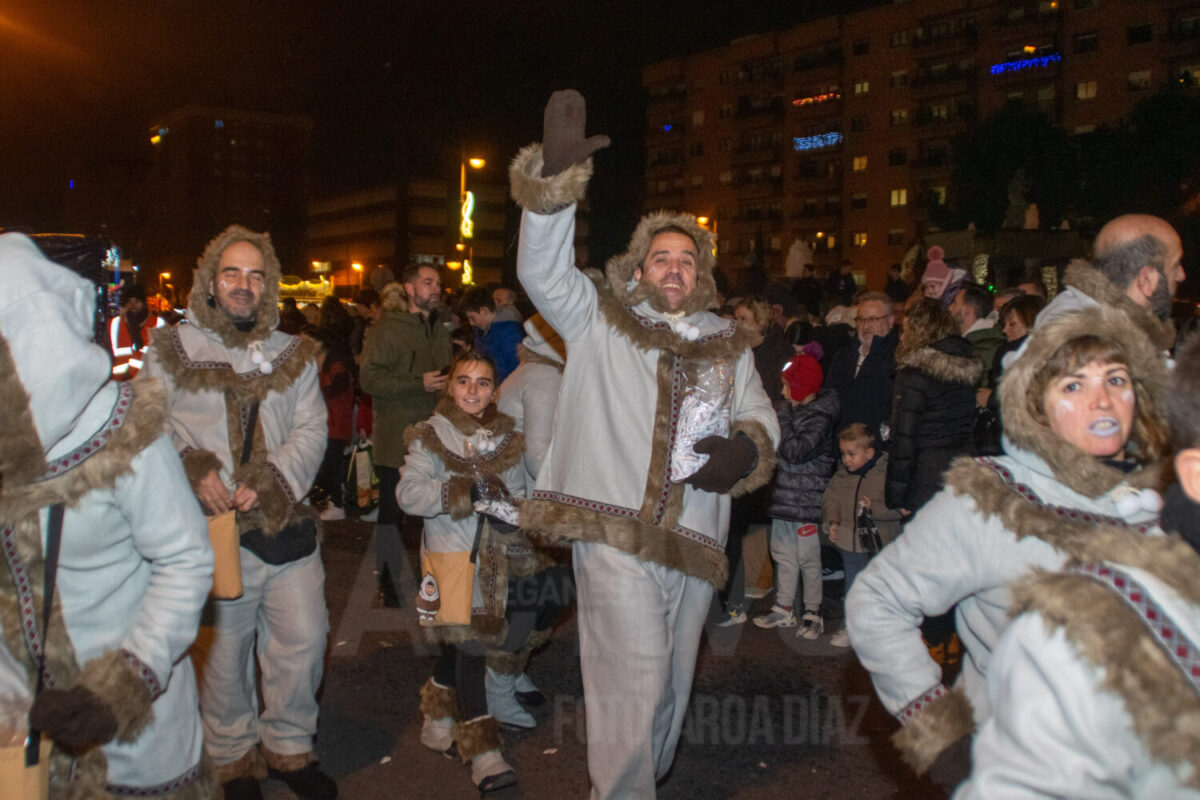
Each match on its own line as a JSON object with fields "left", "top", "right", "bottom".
{"left": 149, "top": 327, "right": 320, "bottom": 402}
{"left": 380, "top": 282, "right": 407, "bottom": 312}
{"left": 521, "top": 499, "right": 727, "bottom": 587}
{"left": 0, "top": 332, "right": 46, "bottom": 488}
{"left": 517, "top": 344, "right": 564, "bottom": 370}
{"left": 213, "top": 747, "right": 269, "bottom": 784}
{"left": 1014, "top": 570, "right": 1200, "bottom": 786}
{"left": 452, "top": 715, "right": 504, "bottom": 764}
{"left": 487, "top": 648, "right": 522, "bottom": 675}
{"left": 891, "top": 686, "right": 975, "bottom": 775}
{"left": 594, "top": 283, "right": 755, "bottom": 359}
{"left": 515, "top": 627, "right": 553, "bottom": 675}
{"left": 998, "top": 304, "right": 1167, "bottom": 497}
{"left": 508, "top": 143, "right": 593, "bottom": 213}
{"left": 404, "top": 421, "right": 524, "bottom": 484}
{"left": 638, "top": 352, "right": 677, "bottom": 523}
{"left": 260, "top": 745, "right": 315, "bottom": 773}
{"left": 0, "top": 378, "right": 168, "bottom": 520}
{"left": 729, "top": 420, "right": 778, "bottom": 498}
{"left": 187, "top": 226, "right": 283, "bottom": 349}
{"left": 182, "top": 448, "right": 223, "bottom": 491}
{"left": 231, "top": 461, "right": 292, "bottom": 536}
{"left": 604, "top": 210, "right": 719, "bottom": 317}
{"left": 446, "top": 475, "right": 475, "bottom": 521}
{"left": 946, "top": 458, "right": 1200, "bottom": 606}
{"left": 433, "top": 398, "right": 516, "bottom": 438}
{"left": 54, "top": 748, "right": 106, "bottom": 800}
{"left": 897, "top": 346, "right": 982, "bottom": 386}
{"left": 420, "top": 677, "right": 459, "bottom": 721}
{"left": 1064, "top": 261, "right": 1175, "bottom": 352}
{"left": 75, "top": 650, "right": 154, "bottom": 742}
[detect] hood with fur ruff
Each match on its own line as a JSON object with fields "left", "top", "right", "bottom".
{"left": 605, "top": 210, "right": 718, "bottom": 317}
{"left": 998, "top": 304, "right": 1167, "bottom": 497}
{"left": 187, "top": 225, "right": 282, "bottom": 348}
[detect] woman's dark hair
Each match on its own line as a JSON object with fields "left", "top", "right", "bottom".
{"left": 441, "top": 351, "right": 497, "bottom": 399}
{"left": 785, "top": 319, "right": 815, "bottom": 347}
{"left": 1001, "top": 294, "right": 1045, "bottom": 331}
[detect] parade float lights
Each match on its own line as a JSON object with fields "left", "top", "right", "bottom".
{"left": 793, "top": 132, "right": 843, "bottom": 152}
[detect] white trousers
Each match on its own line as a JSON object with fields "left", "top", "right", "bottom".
{"left": 573, "top": 541, "right": 713, "bottom": 800}
{"left": 769, "top": 518, "right": 823, "bottom": 613}
{"left": 192, "top": 547, "right": 330, "bottom": 764}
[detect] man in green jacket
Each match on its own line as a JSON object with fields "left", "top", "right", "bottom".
{"left": 360, "top": 262, "right": 453, "bottom": 605}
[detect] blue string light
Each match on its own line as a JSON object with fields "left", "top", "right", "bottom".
{"left": 793, "top": 132, "right": 843, "bottom": 151}
{"left": 990, "top": 53, "right": 1061, "bottom": 75}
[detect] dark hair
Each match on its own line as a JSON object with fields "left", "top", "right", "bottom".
{"left": 785, "top": 320, "right": 814, "bottom": 346}
{"left": 650, "top": 224, "right": 698, "bottom": 248}
{"left": 838, "top": 423, "right": 876, "bottom": 449}
{"left": 1094, "top": 234, "right": 1168, "bottom": 291}
{"left": 958, "top": 283, "right": 992, "bottom": 321}
{"left": 401, "top": 261, "right": 435, "bottom": 286}
{"left": 460, "top": 287, "right": 495, "bottom": 314}
{"left": 897, "top": 298, "right": 957, "bottom": 358}
{"left": 353, "top": 287, "right": 381, "bottom": 308}
{"left": 119, "top": 281, "right": 147, "bottom": 306}
{"left": 441, "top": 351, "right": 498, "bottom": 399}
{"left": 1168, "top": 333, "right": 1200, "bottom": 450}
{"left": 1001, "top": 294, "right": 1045, "bottom": 331}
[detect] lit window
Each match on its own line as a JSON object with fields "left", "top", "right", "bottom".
{"left": 891, "top": 108, "right": 909, "bottom": 126}
{"left": 852, "top": 232, "right": 868, "bottom": 247}
{"left": 1076, "top": 80, "right": 1098, "bottom": 99}
{"left": 852, "top": 155, "right": 868, "bottom": 171}
{"left": 929, "top": 186, "right": 948, "bottom": 206}
{"left": 854, "top": 79, "right": 870, "bottom": 95}
{"left": 890, "top": 189, "right": 908, "bottom": 207}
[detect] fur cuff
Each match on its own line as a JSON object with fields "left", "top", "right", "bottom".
{"left": 508, "top": 143, "right": 592, "bottom": 213}
{"left": 261, "top": 745, "right": 315, "bottom": 772}
{"left": 487, "top": 649, "right": 522, "bottom": 675}
{"left": 420, "top": 677, "right": 459, "bottom": 721}
{"left": 213, "top": 747, "right": 268, "bottom": 784}
{"left": 452, "top": 715, "right": 503, "bottom": 764}
{"left": 891, "top": 685, "right": 975, "bottom": 775}
{"left": 728, "top": 420, "right": 778, "bottom": 498}
{"left": 182, "top": 448, "right": 224, "bottom": 492}
{"left": 232, "top": 461, "right": 292, "bottom": 535}
{"left": 75, "top": 650, "right": 154, "bottom": 743}
{"left": 446, "top": 475, "right": 474, "bottom": 521}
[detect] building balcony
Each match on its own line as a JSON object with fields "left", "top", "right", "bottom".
{"left": 910, "top": 66, "right": 978, "bottom": 93}
{"left": 912, "top": 22, "right": 979, "bottom": 50}
{"left": 732, "top": 145, "right": 784, "bottom": 164}
{"left": 792, "top": 47, "right": 843, "bottom": 72}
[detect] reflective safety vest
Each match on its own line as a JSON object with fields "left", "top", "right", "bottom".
{"left": 109, "top": 314, "right": 165, "bottom": 380}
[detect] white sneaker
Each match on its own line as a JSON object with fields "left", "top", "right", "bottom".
{"left": 319, "top": 505, "right": 346, "bottom": 521}
{"left": 744, "top": 585, "right": 774, "bottom": 599}
{"left": 798, "top": 611, "right": 825, "bottom": 640}
{"left": 715, "top": 608, "right": 747, "bottom": 627}
{"left": 360, "top": 507, "right": 379, "bottom": 522}
{"left": 753, "top": 605, "right": 798, "bottom": 629}
{"left": 830, "top": 628, "right": 851, "bottom": 647}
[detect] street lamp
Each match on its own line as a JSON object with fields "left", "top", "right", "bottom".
{"left": 352, "top": 262, "right": 364, "bottom": 289}
{"left": 459, "top": 155, "right": 485, "bottom": 286}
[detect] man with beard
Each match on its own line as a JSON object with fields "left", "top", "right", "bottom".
{"left": 144, "top": 226, "right": 334, "bottom": 800}
{"left": 109, "top": 281, "right": 166, "bottom": 380}
{"left": 1034, "top": 214, "right": 1183, "bottom": 352}
{"left": 359, "top": 263, "right": 452, "bottom": 605}
{"left": 509, "top": 91, "right": 779, "bottom": 799}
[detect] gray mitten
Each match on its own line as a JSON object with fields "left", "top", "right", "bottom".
{"left": 542, "top": 90, "right": 611, "bottom": 177}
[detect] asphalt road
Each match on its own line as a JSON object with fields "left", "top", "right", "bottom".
{"left": 262, "top": 515, "right": 949, "bottom": 799}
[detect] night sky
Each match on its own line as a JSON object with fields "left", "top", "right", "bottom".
{"left": 0, "top": 0, "right": 876, "bottom": 264}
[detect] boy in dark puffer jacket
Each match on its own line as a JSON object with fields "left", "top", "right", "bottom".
{"left": 753, "top": 345, "right": 840, "bottom": 638}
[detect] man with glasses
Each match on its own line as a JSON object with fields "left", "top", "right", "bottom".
{"left": 823, "top": 291, "right": 898, "bottom": 440}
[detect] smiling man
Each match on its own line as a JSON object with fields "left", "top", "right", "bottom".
{"left": 509, "top": 91, "right": 779, "bottom": 799}
{"left": 144, "top": 226, "right": 334, "bottom": 800}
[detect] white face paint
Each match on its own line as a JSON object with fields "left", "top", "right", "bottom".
{"left": 1042, "top": 361, "right": 1136, "bottom": 458}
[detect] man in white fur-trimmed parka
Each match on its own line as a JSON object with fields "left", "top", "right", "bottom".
{"left": 509, "top": 91, "right": 780, "bottom": 798}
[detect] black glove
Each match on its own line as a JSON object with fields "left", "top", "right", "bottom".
{"left": 542, "top": 90, "right": 611, "bottom": 178}
{"left": 684, "top": 433, "right": 758, "bottom": 494}
{"left": 925, "top": 732, "right": 972, "bottom": 792}
{"left": 30, "top": 685, "right": 119, "bottom": 755}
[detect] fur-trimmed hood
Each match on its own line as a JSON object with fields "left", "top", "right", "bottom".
{"left": 186, "top": 225, "right": 283, "bottom": 348}
{"left": 520, "top": 313, "right": 565, "bottom": 366}
{"left": 1061, "top": 260, "right": 1175, "bottom": 352}
{"left": 604, "top": 210, "right": 719, "bottom": 316}
{"left": 380, "top": 282, "right": 407, "bottom": 312}
{"left": 897, "top": 335, "right": 981, "bottom": 385}
{"left": 0, "top": 233, "right": 118, "bottom": 489}
{"left": 999, "top": 304, "right": 1167, "bottom": 498}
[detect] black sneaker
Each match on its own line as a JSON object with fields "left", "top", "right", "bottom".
{"left": 268, "top": 763, "right": 338, "bottom": 800}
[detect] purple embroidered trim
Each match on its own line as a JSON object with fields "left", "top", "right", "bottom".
{"left": 0, "top": 524, "right": 58, "bottom": 689}
{"left": 897, "top": 683, "right": 947, "bottom": 725}
{"left": 168, "top": 326, "right": 303, "bottom": 378}
{"left": 414, "top": 424, "right": 516, "bottom": 468}
{"left": 39, "top": 382, "right": 133, "bottom": 481}
{"left": 628, "top": 313, "right": 738, "bottom": 345}
{"left": 1073, "top": 564, "right": 1200, "bottom": 688}
{"left": 530, "top": 490, "right": 721, "bottom": 551}
{"left": 106, "top": 761, "right": 206, "bottom": 797}
{"left": 977, "top": 457, "right": 1153, "bottom": 533}
{"left": 441, "top": 480, "right": 451, "bottom": 513}
{"left": 120, "top": 648, "right": 163, "bottom": 698}
{"left": 266, "top": 460, "right": 297, "bottom": 504}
